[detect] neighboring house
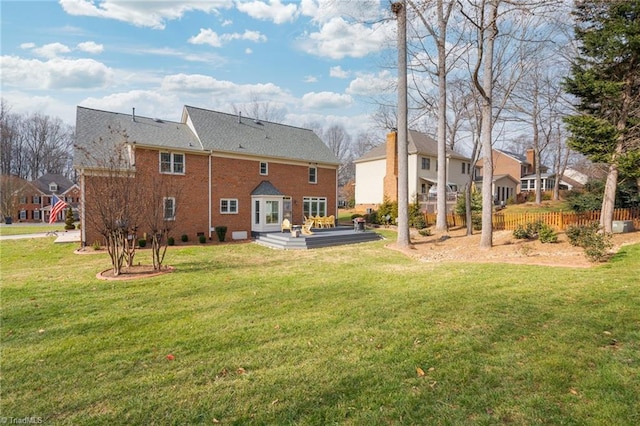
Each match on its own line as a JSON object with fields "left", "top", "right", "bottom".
{"left": 354, "top": 130, "right": 473, "bottom": 208}
{"left": 9, "top": 173, "right": 80, "bottom": 223}
{"left": 475, "top": 174, "right": 520, "bottom": 205}
{"left": 74, "top": 106, "right": 339, "bottom": 246}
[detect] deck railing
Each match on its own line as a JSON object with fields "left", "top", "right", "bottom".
{"left": 424, "top": 207, "right": 640, "bottom": 231}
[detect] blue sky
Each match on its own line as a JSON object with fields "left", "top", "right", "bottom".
{"left": 1, "top": 0, "right": 397, "bottom": 138}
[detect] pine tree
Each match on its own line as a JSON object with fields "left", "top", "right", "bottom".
{"left": 563, "top": 0, "right": 640, "bottom": 232}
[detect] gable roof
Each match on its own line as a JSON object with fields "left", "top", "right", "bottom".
{"left": 183, "top": 106, "right": 338, "bottom": 165}
{"left": 251, "top": 180, "right": 284, "bottom": 196}
{"left": 495, "top": 149, "right": 529, "bottom": 164}
{"left": 355, "top": 130, "right": 470, "bottom": 163}
{"left": 74, "top": 106, "right": 339, "bottom": 168}
{"left": 32, "top": 173, "right": 76, "bottom": 195}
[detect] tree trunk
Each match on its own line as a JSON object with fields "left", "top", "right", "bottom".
{"left": 435, "top": 0, "right": 448, "bottom": 234}
{"left": 394, "top": 1, "right": 411, "bottom": 248}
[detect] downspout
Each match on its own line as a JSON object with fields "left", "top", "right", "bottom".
{"left": 208, "top": 151, "right": 212, "bottom": 240}
{"left": 80, "top": 169, "right": 86, "bottom": 246}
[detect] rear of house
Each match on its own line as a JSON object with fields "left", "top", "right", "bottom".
{"left": 74, "top": 106, "right": 339, "bottom": 246}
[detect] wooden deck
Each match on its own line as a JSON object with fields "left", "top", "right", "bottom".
{"left": 254, "top": 225, "right": 384, "bottom": 250}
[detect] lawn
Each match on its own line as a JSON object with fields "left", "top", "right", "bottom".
{"left": 1, "top": 234, "right": 639, "bottom": 424}
{"left": 0, "top": 223, "right": 70, "bottom": 236}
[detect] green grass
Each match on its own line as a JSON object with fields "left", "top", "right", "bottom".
{"left": 2, "top": 234, "right": 639, "bottom": 424}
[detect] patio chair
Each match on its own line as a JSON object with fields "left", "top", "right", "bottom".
{"left": 301, "top": 218, "right": 314, "bottom": 235}
{"left": 281, "top": 218, "right": 292, "bottom": 233}
{"left": 326, "top": 215, "right": 335, "bottom": 227}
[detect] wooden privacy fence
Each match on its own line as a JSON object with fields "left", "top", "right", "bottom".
{"left": 424, "top": 208, "right": 640, "bottom": 231}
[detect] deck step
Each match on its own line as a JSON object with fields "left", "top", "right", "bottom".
{"left": 254, "top": 227, "right": 383, "bottom": 250}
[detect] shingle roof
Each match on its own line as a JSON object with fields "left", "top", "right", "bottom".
{"left": 74, "top": 106, "right": 340, "bottom": 168}
{"left": 74, "top": 107, "right": 201, "bottom": 168}
{"left": 183, "top": 106, "right": 339, "bottom": 164}
{"left": 32, "top": 173, "right": 75, "bottom": 194}
{"left": 251, "top": 180, "right": 284, "bottom": 196}
{"left": 355, "top": 130, "right": 470, "bottom": 162}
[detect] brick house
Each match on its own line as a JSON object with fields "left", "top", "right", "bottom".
{"left": 5, "top": 173, "right": 80, "bottom": 223}
{"left": 74, "top": 106, "right": 339, "bottom": 246}
{"left": 354, "top": 130, "right": 473, "bottom": 209}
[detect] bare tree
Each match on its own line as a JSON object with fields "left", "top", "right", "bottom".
{"left": 0, "top": 175, "right": 30, "bottom": 221}
{"left": 231, "top": 95, "right": 286, "bottom": 123}
{"left": 139, "top": 173, "right": 182, "bottom": 270}
{"left": 76, "top": 128, "right": 144, "bottom": 276}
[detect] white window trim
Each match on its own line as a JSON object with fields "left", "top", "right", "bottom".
{"left": 309, "top": 166, "right": 317, "bottom": 184}
{"left": 159, "top": 152, "right": 185, "bottom": 175}
{"left": 163, "top": 197, "right": 176, "bottom": 221}
{"left": 260, "top": 161, "right": 268, "bottom": 176}
{"left": 220, "top": 198, "right": 239, "bottom": 214}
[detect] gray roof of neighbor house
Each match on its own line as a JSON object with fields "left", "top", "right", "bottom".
{"left": 32, "top": 173, "right": 76, "bottom": 195}
{"left": 354, "top": 130, "right": 470, "bottom": 163}
{"left": 74, "top": 106, "right": 339, "bottom": 168}
{"left": 183, "top": 105, "right": 338, "bottom": 164}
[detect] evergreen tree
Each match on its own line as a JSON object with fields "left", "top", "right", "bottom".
{"left": 563, "top": 0, "right": 640, "bottom": 232}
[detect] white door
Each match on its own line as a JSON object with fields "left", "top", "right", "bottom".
{"left": 251, "top": 196, "right": 282, "bottom": 233}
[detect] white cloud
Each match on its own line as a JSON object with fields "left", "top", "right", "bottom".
{"left": 20, "top": 42, "right": 36, "bottom": 50}
{"left": 161, "top": 73, "right": 285, "bottom": 98}
{"left": 32, "top": 42, "right": 71, "bottom": 59}
{"left": 1, "top": 56, "right": 113, "bottom": 90}
{"left": 236, "top": 0, "right": 298, "bottom": 24}
{"left": 59, "top": 0, "right": 232, "bottom": 29}
{"left": 300, "top": 17, "right": 392, "bottom": 59}
{"left": 77, "top": 41, "right": 104, "bottom": 54}
{"left": 346, "top": 70, "right": 394, "bottom": 96}
{"left": 301, "top": 91, "right": 352, "bottom": 109}
{"left": 329, "top": 65, "right": 349, "bottom": 79}
{"left": 245, "top": 48, "right": 253, "bottom": 54}
{"left": 80, "top": 90, "right": 182, "bottom": 121}
{"left": 188, "top": 29, "right": 267, "bottom": 47}
{"left": 304, "top": 75, "right": 318, "bottom": 83}
{"left": 299, "top": 0, "right": 382, "bottom": 24}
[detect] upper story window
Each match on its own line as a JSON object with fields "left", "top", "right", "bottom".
{"left": 220, "top": 198, "right": 238, "bottom": 214}
{"left": 160, "top": 152, "right": 185, "bottom": 174}
{"left": 309, "top": 166, "right": 317, "bottom": 184}
{"left": 421, "top": 157, "right": 431, "bottom": 170}
{"left": 33, "top": 196, "right": 41, "bottom": 204}
{"left": 260, "top": 161, "right": 268, "bottom": 175}
{"left": 49, "top": 183, "right": 58, "bottom": 192}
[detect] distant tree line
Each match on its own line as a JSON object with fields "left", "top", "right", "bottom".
{"left": 0, "top": 99, "right": 75, "bottom": 181}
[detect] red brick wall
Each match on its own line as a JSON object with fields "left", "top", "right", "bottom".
{"left": 81, "top": 147, "right": 337, "bottom": 245}
{"left": 211, "top": 156, "right": 337, "bottom": 231}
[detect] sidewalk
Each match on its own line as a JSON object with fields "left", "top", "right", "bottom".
{"left": 0, "top": 229, "right": 80, "bottom": 243}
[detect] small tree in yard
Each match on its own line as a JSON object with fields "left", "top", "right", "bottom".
{"left": 139, "top": 173, "right": 182, "bottom": 270}
{"left": 64, "top": 207, "right": 75, "bottom": 230}
{"left": 76, "top": 129, "right": 144, "bottom": 276}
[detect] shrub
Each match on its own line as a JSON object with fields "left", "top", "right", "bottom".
{"left": 168, "top": 236, "right": 175, "bottom": 246}
{"left": 565, "top": 222, "right": 612, "bottom": 262}
{"left": 181, "top": 234, "right": 188, "bottom": 242}
{"left": 566, "top": 222, "right": 600, "bottom": 247}
{"left": 513, "top": 225, "right": 530, "bottom": 239}
{"left": 215, "top": 226, "right": 227, "bottom": 242}
{"left": 138, "top": 239, "right": 147, "bottom": 248}
{"left": 64, "top": 208, "right": 75, "bottom": 230}
{"left": 538, "top": 223, "right": 558, "bottom": 244}
{"left": 199, "top": 234, "right": 207, "bottom": 244}
{"left": 91, "top": 240, "right": 101, "bottom": 250}
{"left": 418, "top": 228, "right": 432, "bottom": 237}
{"left": 582, "top": 232, "right": 613, "bottom": 262}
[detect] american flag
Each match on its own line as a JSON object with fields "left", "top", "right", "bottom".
{"left": 49, "top": 195, "right": 68, "bottom": 224}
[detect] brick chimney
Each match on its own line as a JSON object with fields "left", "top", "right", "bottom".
{"left": 526, "top": 148, "right": 535, "bottom": 174}
{"left": 383, "top": 131, "right": 398, "bottom": 202}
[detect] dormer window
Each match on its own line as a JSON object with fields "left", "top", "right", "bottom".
{"left": 49, "top": 183, "right": 58, "bottom": 192}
